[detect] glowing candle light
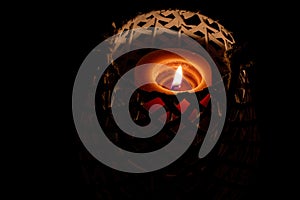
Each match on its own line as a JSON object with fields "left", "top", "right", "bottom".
{"left": 134, "top": 49, "right": 212, "bottom": 95}
{"left": 171, "top": 66, "right": 183, "bottom": 91}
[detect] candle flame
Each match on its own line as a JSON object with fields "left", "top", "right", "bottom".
{"left": 171, "top": 65, "right": 183, "bottom": 90}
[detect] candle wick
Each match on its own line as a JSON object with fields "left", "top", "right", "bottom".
{"left": 171, "top": 85, "right": 181, "bottom": 91}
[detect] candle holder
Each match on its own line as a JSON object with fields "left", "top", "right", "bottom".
{"left": 76, "top": 9, "right": 260, "bottom": 200}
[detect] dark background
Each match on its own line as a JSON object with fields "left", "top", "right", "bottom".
{"left": 17, "top": 1, "right": 297, "bottom": 199}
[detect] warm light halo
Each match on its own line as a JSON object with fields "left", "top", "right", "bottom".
{"left": 135, "top": 49, "right": 212, "bottom": 95}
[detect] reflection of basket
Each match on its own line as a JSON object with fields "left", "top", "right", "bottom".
{"left": 78, "top": 10, "right": 260, "bottom": 200}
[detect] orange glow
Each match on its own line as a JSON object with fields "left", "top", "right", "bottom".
{"left": 135, "top": 49, "right": 212, "bottom": 95}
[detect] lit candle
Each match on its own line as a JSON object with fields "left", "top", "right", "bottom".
{"left": 132, "top": 48, "right": 212, "bottom": 126}
{"left": 134, "top": 49, "right": 212, "bottom": 95}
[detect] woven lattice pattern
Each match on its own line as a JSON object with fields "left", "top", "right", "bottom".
{"left": 75, "top": 9, "right": 259, "bottom": 200}
{"left": 113, "top": 10, "right": 236, "bottom": 90}
{"left": 117, "top": 10, "right": 235, "bottom": 52}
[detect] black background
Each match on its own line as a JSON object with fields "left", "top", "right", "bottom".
{"left": 16, "top": 1, "right": 297, "bottom": 199}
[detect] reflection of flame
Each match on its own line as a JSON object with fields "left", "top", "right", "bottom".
{"left": 171, "top": 65, "right": 183, "bottom": 90}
